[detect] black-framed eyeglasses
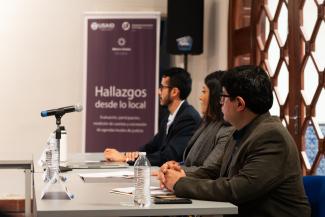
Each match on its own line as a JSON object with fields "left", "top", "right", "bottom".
{"left": 159, "top": 84, "right": 172, "bottom": 90}
{"left": 220, "top": 94, "right": 232, "bottom": 104}
{"left": 220, "top": 94, "right": 231, "bottom": 98}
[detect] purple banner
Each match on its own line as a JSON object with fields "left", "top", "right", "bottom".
{"left": 84, "top": 15, "right": 159, "bottom": 152}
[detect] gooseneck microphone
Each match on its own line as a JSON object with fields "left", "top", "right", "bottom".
{"left": 41, "top": 104, "right": 83, "bottom": 117}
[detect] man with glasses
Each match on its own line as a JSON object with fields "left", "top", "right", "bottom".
{"left": 158, "top": 65, "right": 310, "bottom": 217}
{"left": 104, "top": 67, "right": 201, "bottom": 166}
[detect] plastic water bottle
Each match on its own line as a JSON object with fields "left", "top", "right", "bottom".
{"left": 40, "top": 132, "right": 74, "bottom": 200}
{"left": 44, "top": 133, "right": 59, "bottom": 182}
{"left": 134, "top": 152, "right": 151, "bottom": 207}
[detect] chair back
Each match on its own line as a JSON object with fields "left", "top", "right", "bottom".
{"left": 303, "top": 175, "right": 325, "bottom": 217}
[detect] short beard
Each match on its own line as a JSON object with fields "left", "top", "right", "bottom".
{"left": 161, "top": 92, "right": 173, "bottom": 107}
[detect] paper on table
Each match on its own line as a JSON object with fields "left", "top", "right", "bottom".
{"left": 79, "top": 170, "right": 134, "bottom": 179}
{"left": 84, "top": 160, "right": 103, "bottom": 163}
{"left": 111, "top": 186, "right": 172, "bottom": 196}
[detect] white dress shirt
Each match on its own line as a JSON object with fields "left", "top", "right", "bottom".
{"left": 166, "top": 100, "right": 184, "bottom": 135}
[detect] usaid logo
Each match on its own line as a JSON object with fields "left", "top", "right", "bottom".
{"left": 91, "top": 22, "right": 99, "bottom": 30}
{"left": 91, "top": 22, "right": 115, "bottom": 31}
{"left": 117, "top": 37, "right": 126, "bottom": 46}
{"left": 121, "top": 22, "right": 130, "bottom": 31}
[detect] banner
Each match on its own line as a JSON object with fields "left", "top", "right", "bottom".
{"left": 83, "top": 12, "right": 160, "bottom": 152}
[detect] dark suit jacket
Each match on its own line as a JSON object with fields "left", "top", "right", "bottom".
{"left": 182, "top": 120, "right": 234, "bottom": 173}
{"left": 174, "top": 112, "right": 310, "bottom": 217}
{"left": 139, "top": 101, "right": 201, "bottom": 166}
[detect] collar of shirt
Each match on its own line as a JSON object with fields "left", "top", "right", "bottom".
{"left": 166, "top": 100, "right": 185, "bottom": 134}
{"left": 232, "top": 113, "right": 262, "bottom": 142}
{"left": 233, "top": 124, "right": 249, "bottom": 142}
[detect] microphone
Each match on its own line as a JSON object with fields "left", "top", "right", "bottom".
{"left": 41, "top": 104, "right": 83, "bottom": 117}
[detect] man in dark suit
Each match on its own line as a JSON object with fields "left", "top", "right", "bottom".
{"left": 104, "top": 67, "right": 201, "bottom": 166}
{"left": 158, "top": 65, "right": 310, "bottom": 217}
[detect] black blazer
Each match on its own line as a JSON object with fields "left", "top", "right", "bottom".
{"left": 139, "top": 101, "right": 201, "bottom": 166}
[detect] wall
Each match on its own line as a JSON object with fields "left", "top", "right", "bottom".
{"left": 0, "top": 0, "right": 228, "bottom": 160}
{"left": 181, "top": 0, "right": 229, "bottom": 107}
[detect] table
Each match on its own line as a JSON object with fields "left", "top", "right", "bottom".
{"left": 33, "top": 167, "right": 238, "bottom": 217}
{"left": 0, "top": 153, "right": 33, "bottom": 217}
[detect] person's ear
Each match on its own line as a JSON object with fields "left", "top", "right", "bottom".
{"left": 236, "top": 96, "right": 246, "bottom": 111}
{"left": 170, "top": 87, "right": 180, "bottom": 98}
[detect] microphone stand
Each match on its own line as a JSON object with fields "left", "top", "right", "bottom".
{"left": 40, "top": 112, "right": 73, "bottom": 200}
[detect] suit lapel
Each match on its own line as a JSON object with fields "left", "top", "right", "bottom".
{"left": 185, "top": 120, "right": 224, "bottom": 163}
{"left": 165, "top": 101, "right": 187, "bottom": 138}
{"left": 220, "top": 112, "right": 272, "bottom": 177}
{"left": 183, "top": 120, "right": 205, "bottom": 160}
{"left": 220, "top": 137, "right": 237, "bottom": 177}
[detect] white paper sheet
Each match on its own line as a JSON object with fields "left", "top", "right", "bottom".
{"left": 79, "top": 170, "right": 134, "bottom": 178}
{"left": 111, "top": 186, "right": 172, "bottom": 195}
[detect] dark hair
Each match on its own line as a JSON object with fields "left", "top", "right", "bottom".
{"left": 161, "top": 67, "right": 192, "bottom": 100}
{"left": 222, "top": 65, "right": 273, "bottom": 114}
{"left": 204, "top": 71, "right": 225, "bottom": 121}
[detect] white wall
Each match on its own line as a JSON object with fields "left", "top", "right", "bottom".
{"left": 0, "top": 0, "right": 228, "bottom": 160}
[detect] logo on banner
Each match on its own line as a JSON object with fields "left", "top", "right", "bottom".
{"left": 122, "top": 22, "right": 130, "bottom": 31}
{"left": 117, "top": 37, "right": 126, "bottom": 46}
{"left": 112, "top": 37, "right": 131, "bottom": 52}
{"left": 91, "top": 22, "right": 99, "bottom": 30}
{"left": 90, "top": 22, "right": 115, "bottom": 31}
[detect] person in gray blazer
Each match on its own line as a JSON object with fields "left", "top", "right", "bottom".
{"left": 158, "top": 65, "right": 310, "bottom": 217}
{"left": 160, "top": 71, "right": 234, "bottom": 173}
